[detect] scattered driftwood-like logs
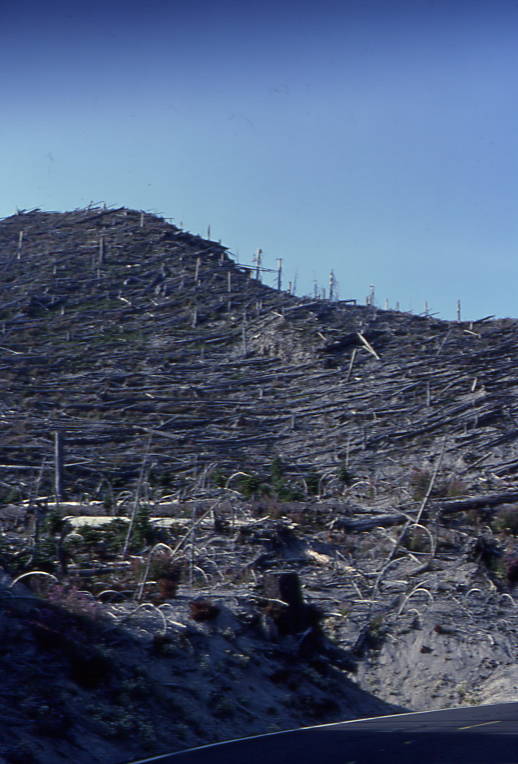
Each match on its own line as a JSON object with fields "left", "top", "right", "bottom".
{"left": 0, "top": 205, "right": 518, "bottom": 524}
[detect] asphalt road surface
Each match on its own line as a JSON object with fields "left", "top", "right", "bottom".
{"left": 125, "top": 703, "right": 518, "bottom": 764}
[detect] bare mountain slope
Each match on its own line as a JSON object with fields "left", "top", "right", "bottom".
{"left": 0, "top": 205, "right": 517, "bottom": 497}
{"left": 2, "top": 207, "right": 518, "bottom": 763}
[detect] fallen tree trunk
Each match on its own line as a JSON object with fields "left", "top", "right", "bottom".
{"left": 333, "top": 489, "right": 518, "bottom": 531}
{"left": 333, "top": 513, "right": 408, "bottom": 531}
{"left": 438, "top": 490, "right": 518, "bottom": 514}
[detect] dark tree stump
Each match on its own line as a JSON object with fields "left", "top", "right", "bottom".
{"left": 263, "top": 572, "right": 309, "bottom": 636}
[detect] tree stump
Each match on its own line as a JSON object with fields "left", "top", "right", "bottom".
{"left": 263, "top": 572, "right": 309, "bottom": 636}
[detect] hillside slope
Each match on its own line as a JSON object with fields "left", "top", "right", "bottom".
{"left": 2, "top": 207, "right": 518, "bottom": 762}
{"left": 1, "top": 205, "right": 517, "bottom": 496}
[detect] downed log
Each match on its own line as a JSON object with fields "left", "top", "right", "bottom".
{"left": 438, "top": 490, "right": 518, "bottom": 514}
{"left": 332, "top": 513, "right": 408, "bottom": 532}
{"left": 333, "top": 490, "right": 518, "bottom": 531}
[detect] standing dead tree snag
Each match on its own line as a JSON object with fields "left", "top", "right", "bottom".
{"left": 54, "top": 431, "right": 65, "bottom": 507}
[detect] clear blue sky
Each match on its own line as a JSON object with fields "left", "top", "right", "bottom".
{"left": 1, "top": 0, "right": 517, "bottom": 320}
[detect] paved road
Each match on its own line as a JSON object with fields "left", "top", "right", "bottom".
{"left": 125, "top": 703, "right": 518, "bottom": 764}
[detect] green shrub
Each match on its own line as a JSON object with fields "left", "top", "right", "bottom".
{"left": 77, "top": 526, "right": 105, "bottom": 546}
{"left": 212, "top": 468, "right": 227, "bottom": 488}
{"left": 3, "top": 487, "right": 23, "bottom": 505}
{"left": 31, "top": 539, "right": 57, "bottom": 573}
{"left": 236, "top": 474, "right": 264, "bottom": 498}
{"left": 338, "top": 464, "right": 354, "bottom": 486}
{"left": 269, "top": 457, "right": 303, "bottom": 501}
{"left": 276, "top": 484, "right": 304, "bottom": 501}
{"left": 44, "top": 508, "right": 66, "bottom": 535}
{"left": 133, "top": 504, "right": 153, "bottom": 546}
{"left": 149, "top": 470, "right": 173, "bottom": 489}
{"left": 270, "top": 456, "right": 284, "bottom": 487}
{"left": 365, "top": 614, "right": 385, "bottom": 647}
{"left": 118, "top": 504, "right": 162, "bottom": 552}
{"left": 305, "top": 469, "right": 320, "bottom": 496}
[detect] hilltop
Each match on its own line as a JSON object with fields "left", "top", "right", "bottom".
{"left": 1, "top": 206, "right": 518, "bottom": 762}
{"left": 0, "top": 204, "right": 515, "bottom": 496}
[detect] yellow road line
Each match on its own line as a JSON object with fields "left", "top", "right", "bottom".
{"left": 458, "top": 721, "right": 500, "bottom": 730}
